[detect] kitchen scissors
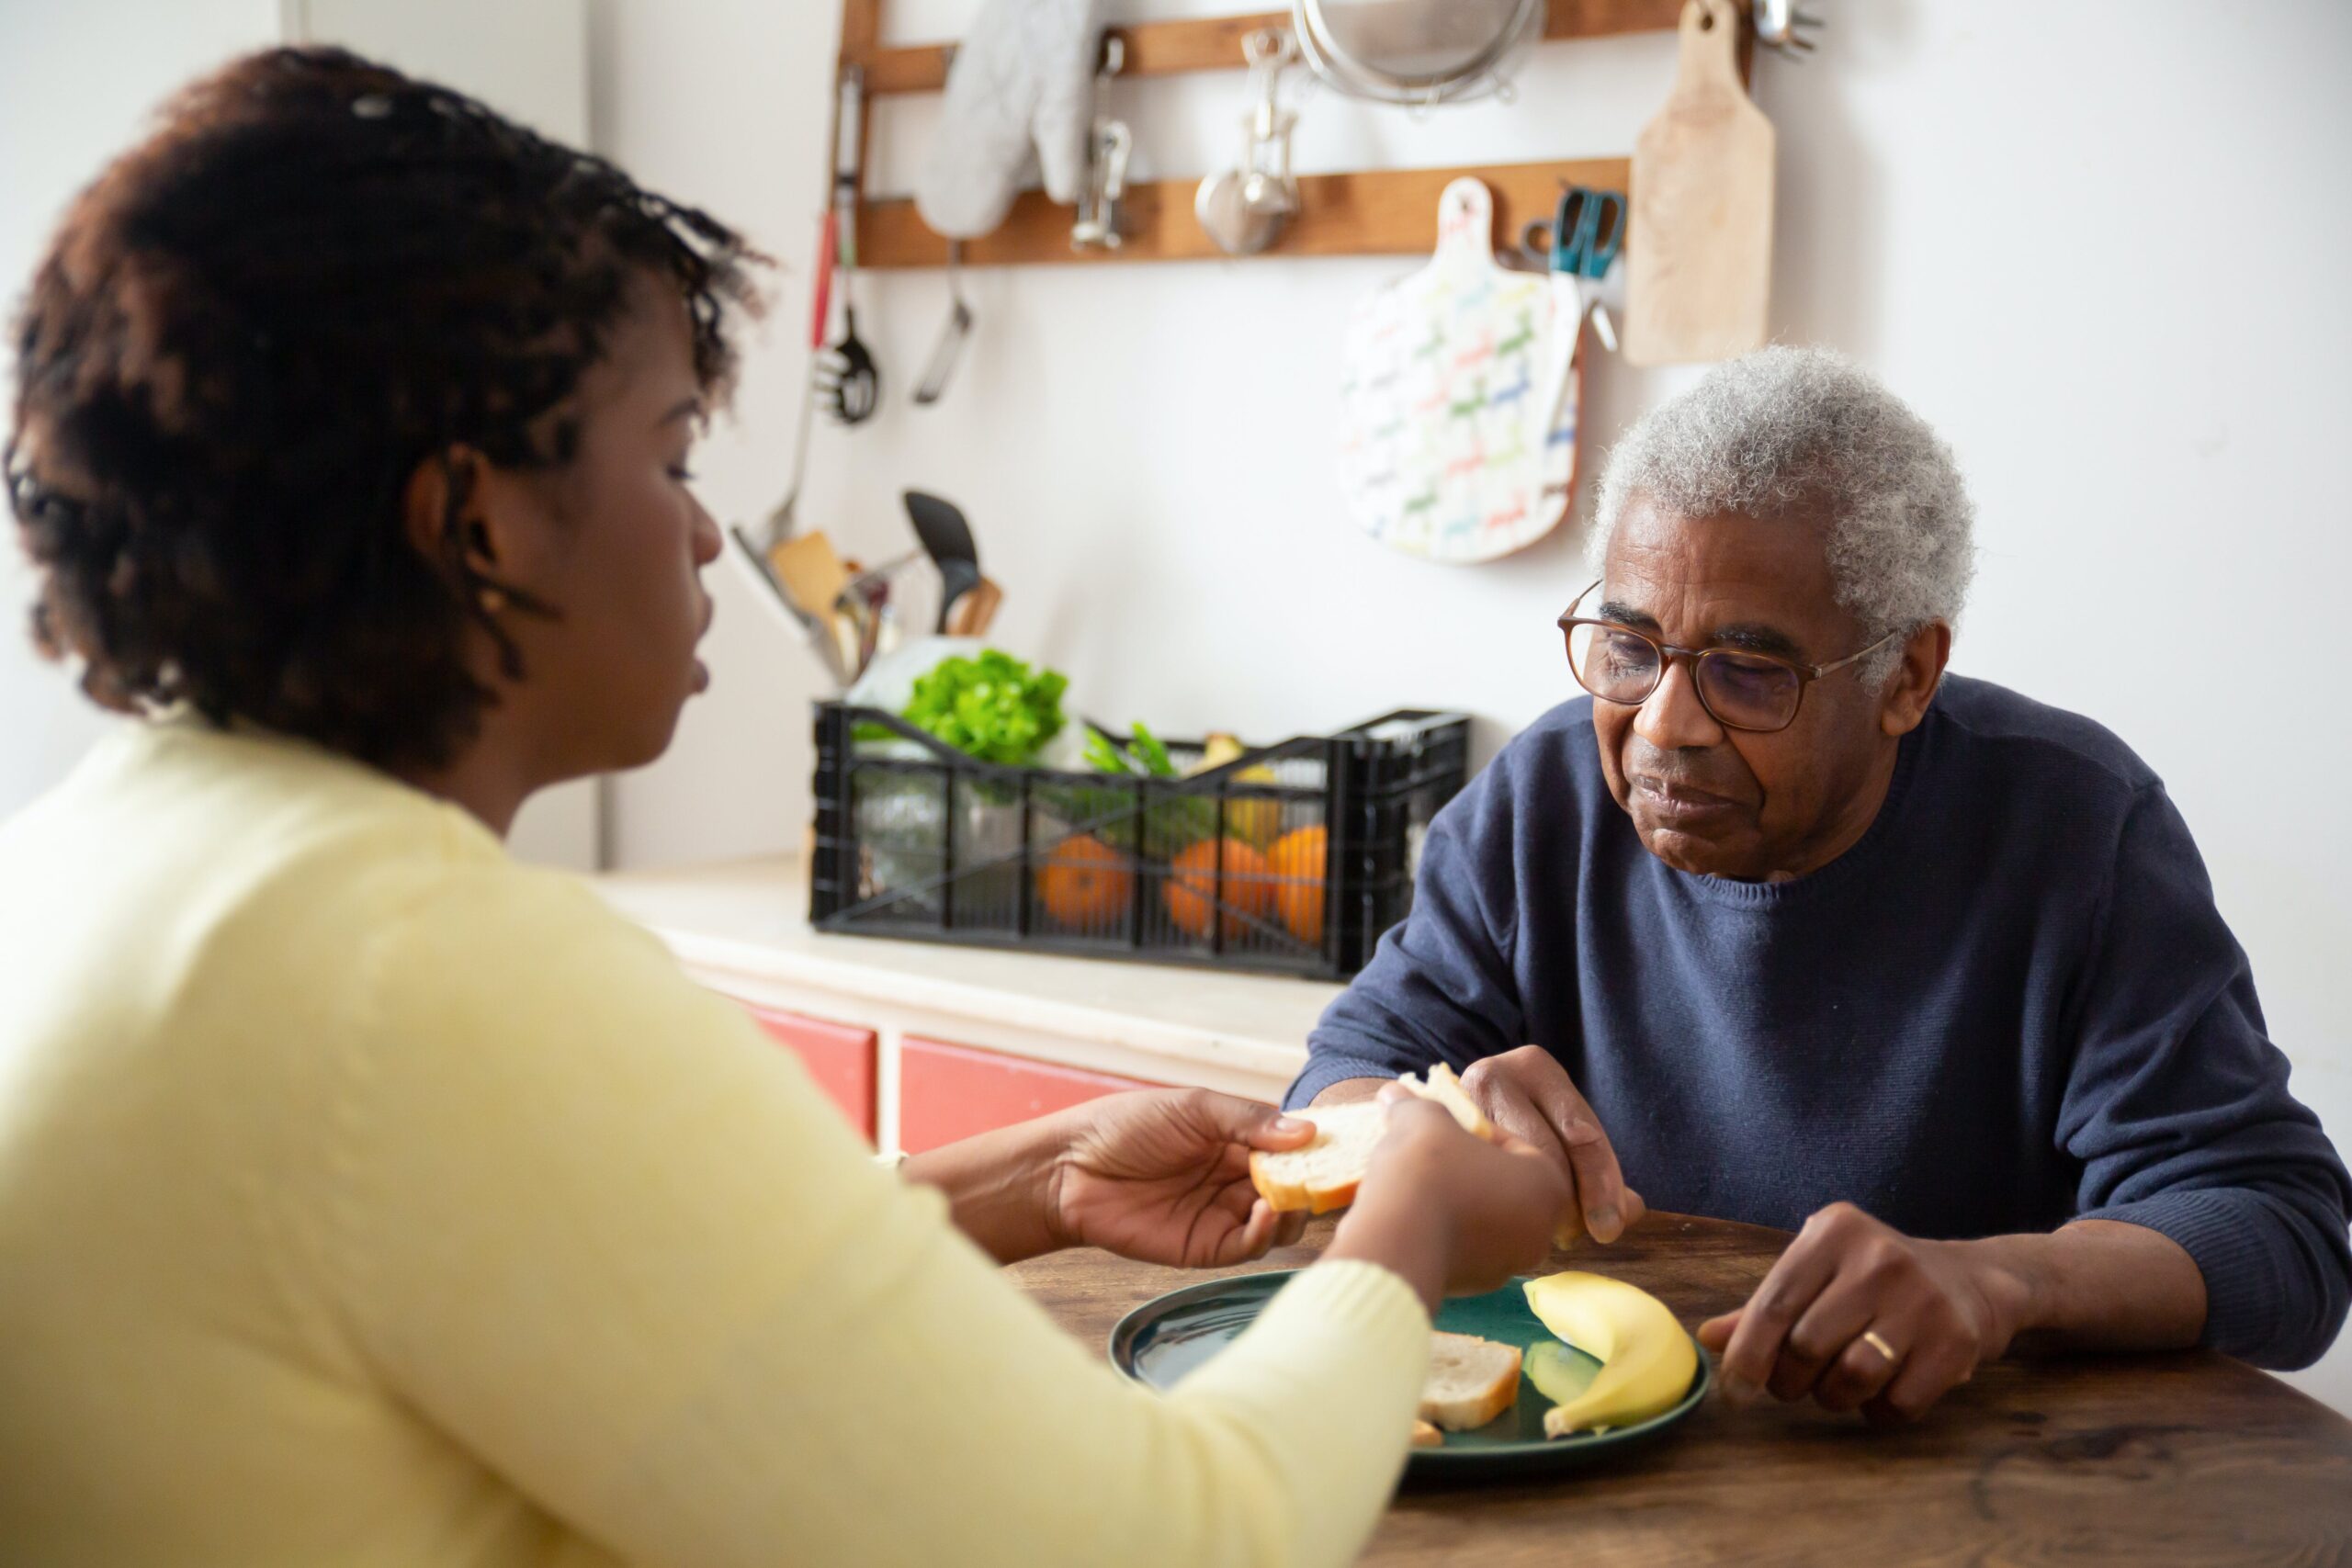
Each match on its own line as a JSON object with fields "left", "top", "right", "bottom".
{"left": 1518, "top": 184, "right": 1626, "bottom": 280}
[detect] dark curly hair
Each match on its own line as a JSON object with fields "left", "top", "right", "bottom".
{"left": 6, "top": 47, "right": 762, "bottom": 771}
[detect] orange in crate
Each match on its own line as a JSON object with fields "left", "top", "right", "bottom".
{"left": 1036, "top": 834, "right": 1134, "bottom": 929}
{"left": 1165, "top": 837, "right": 1272, "bottom": 941}
{"left": 1268, "top": 824, "right": 1329, "bottom": 946}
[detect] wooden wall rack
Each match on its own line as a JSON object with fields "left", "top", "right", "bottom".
{"left": 837, "top": 0, "right": 1752, "bottom": 269}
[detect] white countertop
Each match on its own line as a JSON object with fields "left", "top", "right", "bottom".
{"left": 593, "top": 855, "right": 1333, "bottom": 1088}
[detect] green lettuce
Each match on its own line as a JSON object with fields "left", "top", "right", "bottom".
{"left": 896, "top": 649, "right": 1069, "bottom": 765}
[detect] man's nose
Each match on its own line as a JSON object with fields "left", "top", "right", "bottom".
{"left": 1634, "top": 657, "right": 1724, "bottom": 750}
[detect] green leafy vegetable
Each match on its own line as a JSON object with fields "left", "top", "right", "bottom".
{"left": 1071, "top": 722, "right": 1215, "bottom": 851}
{"left": 1129, "top": 723, "right": 1179, "bottom": 779}
{"left": 1081, "top": 721, "right": 1180, "bottom": 779}
{"left": 1080, "top": 727, "right": 1133, "bottom": 777}
{"left": 897, "top": 649, "right": 1069, "bottom": 765}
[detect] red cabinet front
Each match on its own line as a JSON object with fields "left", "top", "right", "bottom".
{"left": 744, "top": 1005, "right": 878, "bottom": 1144}
{"left": 899, "top": 1037, "right": 1161, "bottom": 1154}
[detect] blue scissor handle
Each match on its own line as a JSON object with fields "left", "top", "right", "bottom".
{"left": 1550, "top": 186, "right": 1627, "bottom": 280}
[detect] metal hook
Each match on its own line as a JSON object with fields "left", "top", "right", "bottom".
{"left": 913, "top": 242, "right": 972, "bottom": 406}
{"left": 1242, "top": 27, "right": 1295, "bottom": 69}
{"left": 1753, "top": 0, "right": 1826, "bottom": 55}
{"left": 1072, "top": 36, "right": 1132, "bottom": 250}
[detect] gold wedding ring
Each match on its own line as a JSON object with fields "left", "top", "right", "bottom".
{"left": 1859, "top": 1329, "right": 1898, "bottom": 1364}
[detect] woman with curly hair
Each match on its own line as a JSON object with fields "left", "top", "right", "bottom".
{"left": 0, "top": 49, "right": 1569, "bottom": 1565}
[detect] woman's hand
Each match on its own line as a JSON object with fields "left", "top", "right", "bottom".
{"left": 1046, "top": 1089, "right": 1316, "bottom": 1269}
{"left": 1323, "top": 1096, "right": 1576, "bottom": 1314}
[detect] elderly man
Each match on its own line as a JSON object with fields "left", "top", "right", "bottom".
{"left": 1295, "top": 347, "right": 2350, "bottom": 1422}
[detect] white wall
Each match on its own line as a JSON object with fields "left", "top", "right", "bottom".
{"left": 1, "top": 0, "right": 605, "bottom": 865}
{"left": 590, "top": 0, "right": 2352, "bottom": 1412}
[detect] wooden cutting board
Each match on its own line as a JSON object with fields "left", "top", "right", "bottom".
{"left": 1625, "top": 0, "right": 1774, "bottom": 366}
{"left": 1337, "top": 177, "right": 1582, "bottom": 564}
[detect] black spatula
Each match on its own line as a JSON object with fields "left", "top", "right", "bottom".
{"left": 904, "top": 490, "right": 982, "bottom": 634}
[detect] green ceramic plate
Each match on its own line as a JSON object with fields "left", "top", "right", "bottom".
{"left": 1109, "top": 1270, "right": 1711, "bottom": 1482}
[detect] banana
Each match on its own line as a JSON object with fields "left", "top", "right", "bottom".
{"left": 1522, "top": 1271, "right": 1699, "bottom": 1438}
{"left": 1223, "top": 765, "right": 1282, "bottom": 847}
{"left": 1192, "top": 733, "right": 1247, "bottom": 773}
{"left": 1189, "top": 733, "right": 1282, "bottom": 847}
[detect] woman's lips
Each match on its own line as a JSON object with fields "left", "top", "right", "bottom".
{"left": 691, "top": 598, "right": 714, "bottom": 691}
{"left": 1633, "top": 776, "right": 1743, "bottom": 825}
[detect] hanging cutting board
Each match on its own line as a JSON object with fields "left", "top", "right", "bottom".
{"left": 1338, "top": 178, "right": 1583, "bottom": 564}
{"left": 1624, "top": 0, "right": 1774, "bottom": 366}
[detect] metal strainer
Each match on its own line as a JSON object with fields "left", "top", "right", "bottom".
{"left": 1292, "top": 0, "right": 1545, "bottom": 107}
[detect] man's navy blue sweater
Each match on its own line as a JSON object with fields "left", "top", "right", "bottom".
{"left": 1292, "top": 677, "right": 2350, "bottom": 1369}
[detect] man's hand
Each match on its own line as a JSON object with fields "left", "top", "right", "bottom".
{"left": 1458, "top": 1047, "right": 1645, "bottom": 1243}
{"left": 1699, "top": 1201, "right": 2033, "bottom": 1424}
{"left": 1323, "top": 1048, "right": 1645, "bottom": 1243}
{"left": 1046, "top": 1089, "right": 1314, "bottom": 1269}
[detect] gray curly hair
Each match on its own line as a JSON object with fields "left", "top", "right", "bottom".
{"left": 1590, "top": 347, "right": 1976, "bottom": 683}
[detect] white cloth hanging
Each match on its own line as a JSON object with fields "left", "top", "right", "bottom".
{"left": 914, "top": 0, "right": 1109, "bottom": 240}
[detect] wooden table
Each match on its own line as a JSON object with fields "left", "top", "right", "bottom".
{"left": 1009, "top": 1212, "right": 2352, "bottom": 1565}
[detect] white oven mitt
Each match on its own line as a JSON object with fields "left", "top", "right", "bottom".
{"left": 914, "top": 0, "right": 1108, "bottom": 239}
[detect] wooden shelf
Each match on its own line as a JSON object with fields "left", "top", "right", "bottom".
{"left": 860, "top": 156, "right": 1628, "bottom": 269}
{"left": 840, "top": 0, "right": 1747, "bottom": 268}
{"left": 850, "top": 0, "right": 1709, "bottom": 96}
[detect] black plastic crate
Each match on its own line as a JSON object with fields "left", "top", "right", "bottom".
{"left": 809, "top": 705, "right": 1469, "bottom": 981}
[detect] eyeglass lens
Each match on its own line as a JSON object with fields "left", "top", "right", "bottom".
{"left": 1564, "top": 622, "right": 1804, "bottom": 731}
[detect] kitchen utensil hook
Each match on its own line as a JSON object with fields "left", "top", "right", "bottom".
{"left": 1243, "top": 25, "right": 1294, "bottom": 72}
{"left": 1072, "top": 36, "right": 1132, "bottom": 251}
{"left": 913, "top": 241, "right": 973, "bottom": 406}
{"left": 1753, "top": 0, "right": 1825, "bottom": 55}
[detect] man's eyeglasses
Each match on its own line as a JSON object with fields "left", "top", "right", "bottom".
{"left": 1556, "top": 581, "right": 1900, "bottom": 735}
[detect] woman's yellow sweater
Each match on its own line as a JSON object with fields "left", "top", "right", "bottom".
{"left": 0, "top": 719, "right": 1428, "bottom": 1566}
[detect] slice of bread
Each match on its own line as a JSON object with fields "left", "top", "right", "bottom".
{"left": 1419, "top": 1331, "right": 1523, "bottom": 1431}
{"left": 1409, "top": 1418, "right": 1445, "bottom": 1449}
{"left": 1406, "top": 1062, "right": 1495, "bottom": 1140}
{"left": 1249, "top": 1101, "right": 1388, "bottom": 1214}
{"left": 1250, "top": 1065, "right": 1502, "bottom": 1216}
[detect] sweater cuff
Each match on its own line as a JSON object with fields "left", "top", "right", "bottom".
{"left": 1170, "top": 1259, "right": 1431, "bottom": 1431}
{"left": 2075, "top": 1188, "right": 2283, "bottom": 1360}
{"left": 1284, "top": 1055, "right": 1398, "bottom": 1111}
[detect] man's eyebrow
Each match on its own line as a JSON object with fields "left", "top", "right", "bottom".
{"left": 1597, "top": 599, "right": 1658, "bottom": 630}
{"left": 1596, "top": 600, "right": 1805, "bottom": 660}
{"left": 1708, "top": 622, "right": 1806, "bottom": 660}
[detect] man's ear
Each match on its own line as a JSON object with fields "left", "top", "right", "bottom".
{"left": 1880, "top": 620, "right": 1951, "bottom": 738}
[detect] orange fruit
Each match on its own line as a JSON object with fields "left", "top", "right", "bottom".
{"left": 1165, "top": 837, "right": 1272, "bottom": 942}
{"left": 1267, "top": 824, "right": 1329, "bottom": 946}
{"left": 1036, "top": 834, "right": 1133, "bottom": 929}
